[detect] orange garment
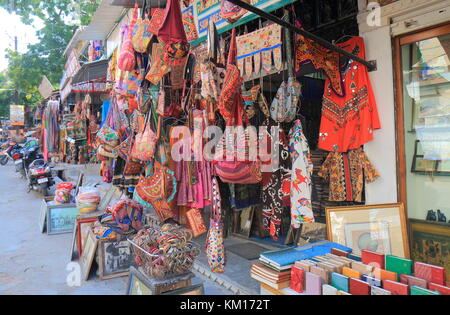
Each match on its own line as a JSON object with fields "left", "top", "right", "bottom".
{"left": 318, "top": 37, "right": 380, "bottom": 153}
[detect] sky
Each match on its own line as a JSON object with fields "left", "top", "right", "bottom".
{"left": 0, "top": 8, "right": 43, "bottom": 71}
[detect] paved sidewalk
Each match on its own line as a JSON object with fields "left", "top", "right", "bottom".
{"left": 0, "top": 164, "right": 232, "bottom": 295}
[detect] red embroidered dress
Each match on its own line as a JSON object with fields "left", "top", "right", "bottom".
{"left": 318, "top": 37, "right": 380, "bottom": 153}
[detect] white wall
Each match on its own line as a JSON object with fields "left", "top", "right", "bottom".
{"left": 361, "top": 26, "right": 398, "bottom": 205}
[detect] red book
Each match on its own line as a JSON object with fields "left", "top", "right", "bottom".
{"left": 331, "top": 248, "right": 349, "bottom": 257}
{"left": 349, "top": 278, "right": 371, "bottom": 295}
{"left": 383, "top": 280, "right": 409, "bottom": 295}
{"left": 414, "top": 262, "right": 445, "bottom": 286}
{"left": 361, "top": 250, "right": 385, "bottom": 269}
{"left": 429, "top": 282, "right": 450, "bottom": 295}
{"left": 290, "top": 266, "right": 305, "bottom": 293}
{"left": 400, "top": 274, "right": 428, "bottom": 289}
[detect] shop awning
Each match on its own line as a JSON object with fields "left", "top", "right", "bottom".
{"left": 72, "top": 59, "right": 109, "bottom": 85}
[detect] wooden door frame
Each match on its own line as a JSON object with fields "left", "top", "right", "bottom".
{"left": 394, "top": 22, "right": 450, "bottom": 212}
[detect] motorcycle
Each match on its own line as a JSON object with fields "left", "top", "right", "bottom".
{"left": 0, "top": 140, "right": 22, "bottom": 166}
{"left": 26, "top": 159, "right": 54, "bottom": 196}
{"left": 19, "top": 144, "right": 42, "bottom": 178}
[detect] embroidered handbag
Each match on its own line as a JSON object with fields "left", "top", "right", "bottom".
{"left": 98, "top": 144, "right": 118, "bottom": 159}
{"left": 132, "top": 1, "right": 153, "bottom": 53}
{"left": 270, "top": 77, "right": 301, "bottom": 123}
{"left": 113, "top": 137, "right": 131, "bottom": 160}
{"left": 130, "top": 112, "right": 160, "bottom": 162}
{"left": 206, "top": 177, "right": 225, "bottom": 273}
{"left": 134, "top": 160, "right": 177, "bottom": 222}
{"left": 186, "top": 208, "right": 207, "bottom": 237}
{"left": 218, "top": 28, "right": 242, "bottom": 125}
{"left": 220, "top": 0, "right": 248, "bottom": 23}
{"left": 118, "top": 11, "right": 137, "bottom": 72}
{"left": 97, "top": 124, "right": 119, "bottom": 147}
{"left": 107, "top": 198, "right": 144, "bottom": 232}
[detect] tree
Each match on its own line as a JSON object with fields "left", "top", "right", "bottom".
{"left": 0, "top": 0, "right": 100, "bottom": 107}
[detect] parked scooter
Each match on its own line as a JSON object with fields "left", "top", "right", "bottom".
{"left": 20, "top": 145, "right": 42, "bottom": 178}
{"left": 26, "top": 159, "right": 54, "bottom": 196}
{"left": 0, "top": 140, "right": 22, "bottom": 166}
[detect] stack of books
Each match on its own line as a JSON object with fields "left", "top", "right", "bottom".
{"left": 290, "top": 249, "right": 450, "bottom": 295}
{"left": 251, "top": 241, "right": 353, "bottom": 290}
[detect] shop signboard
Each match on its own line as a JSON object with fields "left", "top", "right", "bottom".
{"left": 190, "top": 0, "right": 297, "bottom": 46}
{"left": 10, "top": 105, "right": 24, "bottom": 126}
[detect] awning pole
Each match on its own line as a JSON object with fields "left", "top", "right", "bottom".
{"left": 227, "top": 0, "right": 377, "bottom": 72}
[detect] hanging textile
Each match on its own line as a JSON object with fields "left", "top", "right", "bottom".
{"left": 289, "top": 119, "right": 314, "bottom": 226}
{"left": 318, "top": 146, "right": 380, "bottom": 203}
{"left": 236, "top": 23, "right": 282, "bottom": 79}
{"left": 158, "top": 0, "right": 190, "bottom": 66}
{"left": 261, "top": 119, "right": 292, "bottom": 240}
{"left": 182, "top": 5, "right": 198, "bottom": 42}
{"left": 294, "top": 20, "right": 343, "bottom": 96}
{"left": 318, "top": 36, "right": 381, "bottom": 153}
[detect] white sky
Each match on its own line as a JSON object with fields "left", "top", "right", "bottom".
{"left": 0, "top": 8, "right": 43, "bottom": 71}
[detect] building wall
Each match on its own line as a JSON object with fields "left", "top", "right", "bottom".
{"left": 357, "top": 0, "right": 450, "bottom": 213}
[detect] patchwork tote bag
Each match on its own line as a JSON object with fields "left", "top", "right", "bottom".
{"left": 206, "top": 177, "right": 225, "bottom": 273}
{"left": 132, "top": 0, "right": 153, "bottom": 53}
{"left": 118, "top": 8, "right": 138, "bottom": 72}
{"left": 270, "top": 77, "right": 301, "bottom": 123}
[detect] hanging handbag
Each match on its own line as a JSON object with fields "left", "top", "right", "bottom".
{"left": 134, "top": 160, "right": 177, "bottom": 222}
{"left": 118, "top": 8, "right": 137, "bottom": 72}
{"left": 130, "top": 111, "right": 160, "bottom": 162}
{"left": 132, "top": 0, "right": 153, "bottom": 53}
{"left": 220, "top": 0, "right": 248, "bottom": 23}
{"left": 186, "top": 208, "right": 207, "bottom": 237}
{"left": 206, "top": 177, "right": 225, "bottom": 273}
{"left": 270, "top": 77, "right": 301, "bottom": 123}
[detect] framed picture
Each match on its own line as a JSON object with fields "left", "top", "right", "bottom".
{"left": 69, "top": 223, "right": 78, "bottom": 261}
{"left": 232, "top": 206, "right": 255, "bottom": 239}
{"left": 76, "top": 218, "right": 97, "bottom": 259}
{"left": 39, "top": 198, "right": 49, "bottom": 233}
{"left": 162, "top": 284, "right": 204, "bottom": 295}
{"left": 97, "top": 185, "right": 118, "bottom": 213}
{"left": 74, "top": 172, "right": 84, "bottom": 196}
{"left": 126, "top": 267, "right": 155, "bottom": 295}
{"left": 97, "top": 239, "right": 135, "bottom": 280}
{"left": 326, "top": 203, "right": 410, "bottom": 258}
{"left": 79, "top": 229, "right": 98, "bottom": 281}
{"left": 46, "top": 204, "right": 79, "bottom": 235}
{"left": 409, "top": 219, "right": 450, "bottom": 285}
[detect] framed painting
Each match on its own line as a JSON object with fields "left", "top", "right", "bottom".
{"left": 409, "top": 219, "right": 450, "bottom": 285}
{"left": 76, "top": 218, "right": 98, "bottom": 259}
{"left": 232, "top": 206, "right": 255, "bottom": 239}
{"left": 326, "top": 203, "right": 410, "bottom": 258}
{"left": 69, "top": 222, "right": 78, "bottom": 261}
{"left": 97, "top": 185, "right": 118, "bottom": 213}
{"left": 46, "top": 204, "right": 79, "bottom": 235}
{"left": 97, "top": 239, "right": 135, "bottom": 280}
{"left": 79, "top": 229, "right": 98, "bottom": 281}
{"left": 39, "top": 198, "right": 49, "bottom": 233}
{"left": 126, "top": 267, "right": 155, "bottom": 295}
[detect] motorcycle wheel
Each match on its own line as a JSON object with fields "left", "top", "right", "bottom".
{"left": 0, "top": 156, "right": 8, "bottom": 165}
{"left": 39, "top": 184, "right": 48, "bottom": 196}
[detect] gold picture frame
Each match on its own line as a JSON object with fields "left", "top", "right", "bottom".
{"left": 326, "top": 203, "right": 410, "bottom": 258}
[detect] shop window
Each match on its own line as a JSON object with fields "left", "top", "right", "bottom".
{"left": 398, "top": 25, "right": 450, "bottom": 219}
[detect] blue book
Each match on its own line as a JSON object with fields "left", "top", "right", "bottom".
{"left": 361, "top": 274, "right": 382, "bottom": 288}
{"left": 331, "top": 272, "right": 349, "bottom": 292}
{"left": 260, "top": 241, "right": 352, "bottom": 268}
{"left": 348, "top": 254, "right": 362, "bottom": 262}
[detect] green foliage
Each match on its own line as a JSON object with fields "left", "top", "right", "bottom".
{"left": 0, "top": 0, "right": 100, "bottom": 108}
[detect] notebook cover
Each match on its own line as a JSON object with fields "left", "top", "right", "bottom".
{"left": 331, "top": 272, "right": 349, "bottom": 292}
{"left": 371, "top": 286, "right": 392, "bottom": 295}
{"left": 305, "top": 271, "right": 323, "bottom": 295}
{"left": 400, "top": 274, "right": 428, "bottom": 289}
{"left": 428, "top": 282, "right": 450, "bottom": 295}
{"left": 349, "top": 278, "right": 371, "bottom": 295}
{"left": 410, "top": 285, "right": 441, "bottom": 295}
{"left": 290, "top": 266, "right": 304, "bottom": 293}
{"left": 348, "top": 254, "right": 362, "bottom": 262}
{"left": 385, "top": 255, "right": 412, "bottom": 279}
{"left": 310, "top": 265, "right": 329, "bottom": 284}
{"left": 326, "top": 260, "right": 344, "bottom": 274}
{"left": 361, "top": 250, "right": 385, "bottom": 269}
{"left": 337, "top": 290, "right": 352, "bottom": 295}
{"left": 322, "top": 284, "right": 338, "bottom": 295}
{"left": 376, "top": 268, "right": 398, "bottom": 282}
{"left": 414, "top": 262, "right": 445, "bottom": 286}
{"left": 351, "top": 261, "right": 374, "bottom": 276}
{"left": 295, "top": 261, "right": 312, "bottom": 272}
{"left": 342, "top": 266, "right": 361, "bottom": 280}
{"left": 317, "top": 261, "right": 338, "bottom": 273}
{"left": 331, "top": 248, "right": 350, "bottom": 257}
{"left": 250, "top": 273, "right": 291, "bottom": 290}
{"left": 383, "top": 280, "right": 409, "bottom": 295}
{"left": 361, "top": 274, "right": 382, "bottom": 288}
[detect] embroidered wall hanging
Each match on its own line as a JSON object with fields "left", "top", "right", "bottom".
{"left": 236, "top": 23, "right": 282, "bottom": 79}
{"left": 182, "top": 6, "right": 199, "bottom": 42}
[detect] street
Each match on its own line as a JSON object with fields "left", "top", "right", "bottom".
{"left": 0, "top": 164, "right": 231, "bottom": 295}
